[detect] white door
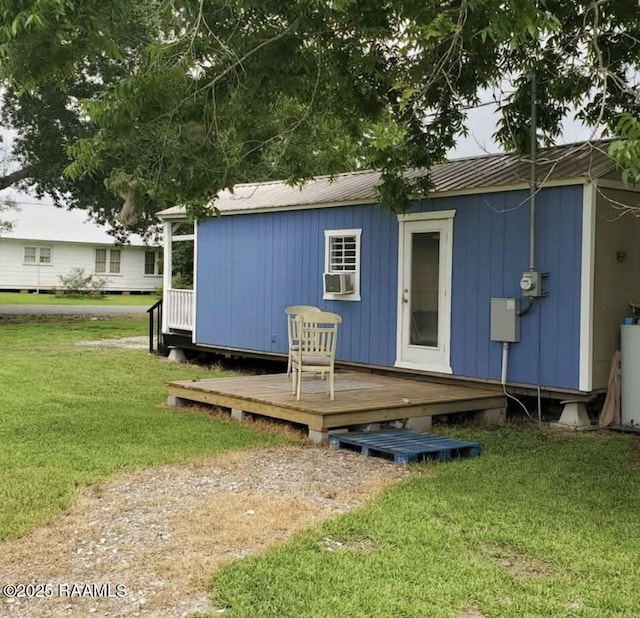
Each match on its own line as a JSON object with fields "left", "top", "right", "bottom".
{"left": 396, "top": 212, "right": 454, "bottom": 373}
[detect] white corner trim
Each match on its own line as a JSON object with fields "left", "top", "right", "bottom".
{"left": 442, "top": 217, "right": 454, "bottom": 373}
{"left": 397, "top": 209, "right": 456, "bottom": 223}
{"left": 192, "top": 224, "right": 198, "bottom": 343}
{"left": 395, "top": 223, "right": 406, "bottom": 368}
{"left": 162, "top": 220, "right": 172, "bottom": 334}
{"left": 579, "top": 182, "right": 596, "bottom": 392}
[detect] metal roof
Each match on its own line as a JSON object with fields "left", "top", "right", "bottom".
{"left": 1, "top": 202, "right": 150, "bottom": 245}
{"left": 159, "top": 140, "right": 618, "bottom": 219}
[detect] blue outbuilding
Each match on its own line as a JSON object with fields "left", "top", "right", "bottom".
{"left": 159, "top": 141, "right": 640, "bottom": 398}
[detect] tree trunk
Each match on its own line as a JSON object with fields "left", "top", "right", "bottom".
{"left": 0, "top": 166, "right": 35, "bottom": 191}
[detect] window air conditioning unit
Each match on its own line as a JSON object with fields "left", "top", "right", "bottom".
{"left": 324, "top": 272, "right": 354, "bottom": 295}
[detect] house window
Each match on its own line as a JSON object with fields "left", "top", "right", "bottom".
{"left": 95, "top": 248, "right": 107, "bottom": 273}
{"left": 24, "top": 246, "right": 52, "bottom": 265}
{"left": 24, "top": 246, "right": 36, "bottom": 264}
{"left": 109, "top": 249, "right": 121, "bottom": 274}
{"left": 39, "top": 247, "right": 51, "bottom": 264}
{"left": 144, "top": 250, "right": 162, "bottom": 275}
{"left": 95, "top": 248, "right": 121, "bottom": 274}
{"left": 323, "top": 229, "right": 362, "bottom": 301}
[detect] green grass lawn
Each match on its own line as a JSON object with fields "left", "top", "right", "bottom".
{"left": 212, "top": 428, "right": 640, "bottom": 617}
{"left": 0, "top": 315, "right": 288, "bottom": 541}
{"left": 5, "top": 315, "right": 640, "bottom": 616}
{"left": 0, "top": 291, "right": 159, "bottom": 305}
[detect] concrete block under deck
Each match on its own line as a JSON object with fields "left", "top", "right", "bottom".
{"left": 166, "top": 372, "right": 506, "bottom": 443}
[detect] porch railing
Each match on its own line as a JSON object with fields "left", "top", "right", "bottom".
{"left": 146, "top": 297, "right": 166, "bottom": 355}
{"left": 166, "top": 288, "right": 194, "bottom": 331}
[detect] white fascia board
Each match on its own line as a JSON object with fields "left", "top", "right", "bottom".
{"left": 579, "top": 181, "right": 596, "bottom": 392}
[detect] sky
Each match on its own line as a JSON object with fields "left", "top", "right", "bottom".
{"left": 448, "top": 97, "right": 599, "bottom": 159}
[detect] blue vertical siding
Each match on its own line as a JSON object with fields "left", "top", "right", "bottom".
{"left": 426, "top": 186, "right": 583, "bottom": 389}
{"left": 195, "top": 204, "right": 399, "bottom": 365}
{"left": 195, "top": 184, "right": 583, "bottom": 389}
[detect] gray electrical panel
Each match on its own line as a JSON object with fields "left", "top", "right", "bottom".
{"left": 491, "top": 298, "right": 520, "bottom": 342}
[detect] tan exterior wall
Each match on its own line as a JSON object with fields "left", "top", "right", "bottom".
{"left": 592, "top": 187, "right": 640, "bottom": 389}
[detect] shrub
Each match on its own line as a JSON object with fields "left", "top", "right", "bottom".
{"left": 171, "top": 273, "right": 193, "bottom": 290}
{"left": 57, "top": 268, "right": 107, "bottom": 297}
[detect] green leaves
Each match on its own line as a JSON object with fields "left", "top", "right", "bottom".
{"left": 1, "top": 0, "right": 640, "bottom": 230}
{"left": 609, "top": 115, "right": 640, "bottom": 186}
{"left": 615, "top": 113, "right": 640, "bottom": 141}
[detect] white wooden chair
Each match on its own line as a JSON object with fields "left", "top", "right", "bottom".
{"left": 291, "top": 311, "right": 342, "bottom": 401}
{"left": 285, "top": 305, "right": 321, "bottom": 376}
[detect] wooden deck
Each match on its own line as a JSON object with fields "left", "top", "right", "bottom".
{"left": 167, "top": 371, "right": 505, "bottom": 442}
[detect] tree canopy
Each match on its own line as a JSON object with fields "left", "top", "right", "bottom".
{"left": 0, "top": 0, "right": 639, "bottom": 231}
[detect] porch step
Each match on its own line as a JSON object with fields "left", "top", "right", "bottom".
{"left": 328, "top": 429, "right": 481, "bottom": 464}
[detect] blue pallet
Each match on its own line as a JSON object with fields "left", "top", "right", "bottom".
{"left": 328, "top": 430, "right": 481, "bottom": 464}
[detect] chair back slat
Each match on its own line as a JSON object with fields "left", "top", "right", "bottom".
{"left": 285, "top": 305, "right": 320, "bottom": 344}
{"left": 295, "top": 311, "right": 341, "bottom": 359}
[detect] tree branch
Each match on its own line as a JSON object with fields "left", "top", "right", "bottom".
{"left": 0, "top": 166, "right": 36, "bottom": 191}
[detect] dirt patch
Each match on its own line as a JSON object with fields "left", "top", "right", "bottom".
{"left": 486, "top": 544, "right": 556, "bottom": 579}
{"left": 0, "top": 447, "right": 412, "bottom": 617}
{"left": 76, "top": 336, "right": 148, "bottom": 350}
{"left": 317, "top": 536, "right": 379, "bottom": 553}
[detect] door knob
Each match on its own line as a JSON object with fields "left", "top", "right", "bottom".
{"left": 402, "top": 289, "right": 409, "bottom": 303}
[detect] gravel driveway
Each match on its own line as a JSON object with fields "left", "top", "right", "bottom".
{"left": 0, "top": 447, "right": 415, "bottom": 618}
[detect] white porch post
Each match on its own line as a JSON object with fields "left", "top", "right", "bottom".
{"left": 162, "top": 220, "right": 173, "bottom": 333}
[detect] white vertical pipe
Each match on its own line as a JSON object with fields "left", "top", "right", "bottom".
{"left": 162, "top": 220, "right": 173, "bottom": 333}
{"left": 501, "top": 342, "right": 509, "bottom": 385}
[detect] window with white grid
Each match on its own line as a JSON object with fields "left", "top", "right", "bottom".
{"left": 38, "top": 247, "right": 51, "bottom": 264}
{"left": 144, "top": 250, "right": 162, "bottom": 275}
{"left": 109, "top": 249, "right": 121, "bottom": 274}
{"left": 329, "top": 235, "right": 357, "bottom": 272}
{"left": 95, "top": 248, "right": 107, "bottom": 273}
{"left": 95, "top": 248, "right": 121, "bottom": 274}
{"left": 323, "top": 228, "right": 362, "bottom": 301}
{"left": 24, "top": 246, "right": 52, "bottom": 265}
{"left": 24, "top": 246, "right": 36, "bottom": 264}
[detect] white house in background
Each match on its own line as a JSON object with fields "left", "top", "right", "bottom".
{"left": 0, "top": 202, "right": 162, "bottom": 293}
